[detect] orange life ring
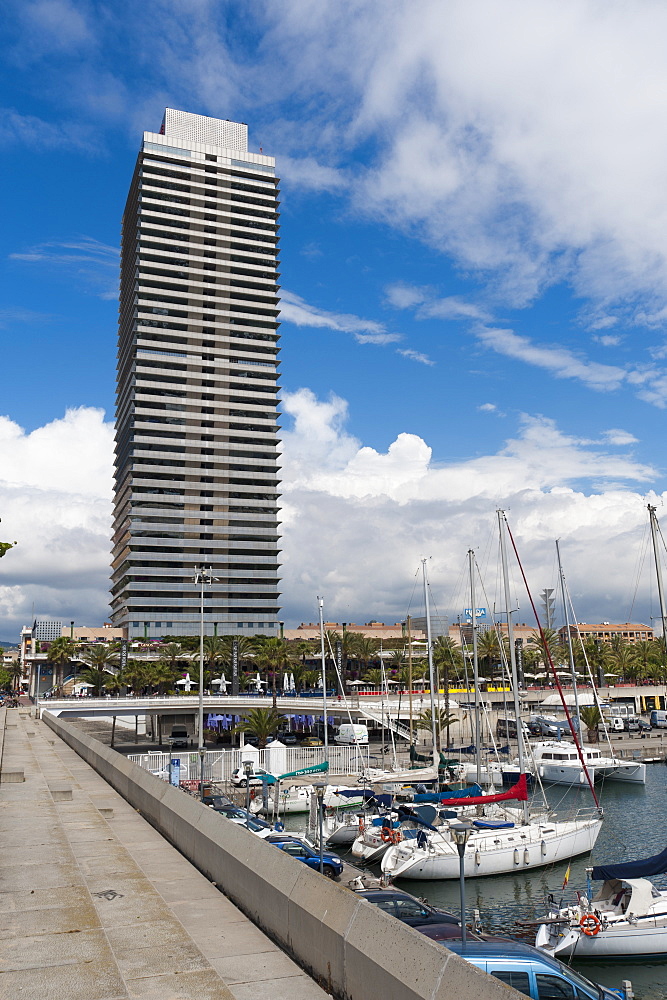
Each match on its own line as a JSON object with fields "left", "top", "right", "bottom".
{"left": 249, "top": 787, "right": 256, "bottom": 800}
{"left": 390, "top": 829, "right": 401, "bottom": 845}
{"left": 580, "top": 914, "right": 601, "bottom": 937}
{"left": 381, "top": 827, "right": 393, "bottom": 843}
{"left": 358, "top": 818, "right": 365, "bottom": 835}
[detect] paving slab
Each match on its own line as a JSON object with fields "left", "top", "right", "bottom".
{"left": 0, "top": 713, "right": 330, "bottom": 1000}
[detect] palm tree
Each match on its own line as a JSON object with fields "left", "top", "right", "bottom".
{"left": 612, "top": 644, "right": 641, "bottom": 683}
{"left": 528, "top": 628, "right": 560, "bottom": 667}
{"left": 46, "top": 636, "right": 78, "bottom": 693}
{"left": 362, "top": 667, "right": 383, "bottom": 688}
{"left": 232, "top": 707, "right": 286, "bottom": 748}
{"left": 253, "top": 636, "right": 293, "bottom": 707}
{"left": 579, "top": 705, "right": 602, "bottom": 743}
{"left": 476, "top": 629, "right": 502, "bottom": 678}
{"left": 120, "top": 659, "right": 148, "bottom": 695}
{"left": 77, "top": 645, "right": 119, "bottom": 696}
{"left": 416, "top": 707, "right": 458, "bottom": 749}
{"left": 8, "top": 660, "right": 24, "bottom": 691}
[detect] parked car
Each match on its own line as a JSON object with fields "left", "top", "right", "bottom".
{"left": 230, "top": 766, "right": 276, "bottom": 787}
{"left": 269, "top": 836, "right": 343, "bottom": 878}
{"left": 300, "top": 735, "right": 323, "bottom": 747}
{"left": 168, "top": 726, "right": 190, "bottom": 748}
{"left": 495, "top": 718, "right": 530, "bottom": 740}
{"left": 416, "top": 923, "right": 484, "bottom": 943}
{"left": 272, "top": 731, "right": 299, "bottom": 745}
{"left": 445, "top": 939, "right": 628, "bottom": 999}
{"left": 354, "top": 888, "right": 459, "bottom": 927}
{"left": 624, "top": 716, "right": 651, "bottom": 732}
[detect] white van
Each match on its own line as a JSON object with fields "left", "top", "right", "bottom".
{"left": 334, "top": 724, "right": 369, "bottom": 745}
{"left": 651, "top": 709, "right": 667, "bottom": 728}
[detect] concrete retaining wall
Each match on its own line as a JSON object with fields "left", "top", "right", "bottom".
{"left": 43, "top": 711, "right": 517, "bottom": 1000}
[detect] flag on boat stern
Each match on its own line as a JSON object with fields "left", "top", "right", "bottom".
{"left": 562, "top": 863, "right": 571, "bottom": 890}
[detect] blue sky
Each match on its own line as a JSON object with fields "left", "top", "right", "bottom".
{"left": 2, "top": 1, "right": 667, "bottom": 637}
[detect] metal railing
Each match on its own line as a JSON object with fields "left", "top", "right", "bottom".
{"left": 128, "top": 743, "right": 370, "bottom": 781}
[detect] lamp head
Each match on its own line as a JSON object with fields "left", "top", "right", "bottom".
{"left": 242, "top": 759, "right": 253, "bottom": 775}
{"left": 450, "top": 821, "right": 473, "bottom": 847}
{"left": 314, "top": 782, "right": 326, "bottom": 802}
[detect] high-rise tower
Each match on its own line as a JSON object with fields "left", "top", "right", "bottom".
{"left": 111, "top": 109, "right": 281, "bottom": 639}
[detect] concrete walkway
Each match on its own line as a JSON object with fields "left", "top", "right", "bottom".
{"left": 0, "top": 708, "right": 330, "bottom": 1000}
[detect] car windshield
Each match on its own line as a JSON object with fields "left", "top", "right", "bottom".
{"left": 553, "top": 956, "right": 605, "bottom": 998}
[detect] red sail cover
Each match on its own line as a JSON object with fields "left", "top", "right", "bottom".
{"left": 436, "top": 773, "right": 528, "bottom": 807}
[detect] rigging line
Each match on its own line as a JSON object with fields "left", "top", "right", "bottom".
{"left": 404, "top": 564, "right": 422, "bottom": 617}
{"left": 503, "top": 514, "right": 601, "bottom": 812}
{"left": 562, "top": 573, "right": 615, "bottom": 756}
{"left": 627, "top": 521, "right": 650, "bottom": 623}
{"left": 477, "top": 549, "right": 549, "bottom": 808}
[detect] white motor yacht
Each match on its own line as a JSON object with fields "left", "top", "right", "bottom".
{"left": 528, "top": 741, "right": 646, "bottom": 786}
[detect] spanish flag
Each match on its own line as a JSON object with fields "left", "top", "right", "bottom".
{"left": 562, "top": 864, "right": 571, "bottom": 890}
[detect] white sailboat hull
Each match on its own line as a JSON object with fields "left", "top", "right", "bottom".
{"left": 381, "top": 814, "right": 602, "bottom": 880}
{"left": 537, "top": 919, "right": 667, "bottom": 958}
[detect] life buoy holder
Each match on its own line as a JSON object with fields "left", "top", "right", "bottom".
{"left": 580, "top": 914, "right": 601, "bottom": 937}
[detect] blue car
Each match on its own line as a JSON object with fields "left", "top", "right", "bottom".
{"left": 445, "top": 939, "right": 629, "bottom": 1000}
{"left": 269, "top": 836, "right": 344, "bottom": 878}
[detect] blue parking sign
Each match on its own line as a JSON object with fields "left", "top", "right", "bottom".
{"left": 170, "top": 759, "right": 180, "bottom": 786}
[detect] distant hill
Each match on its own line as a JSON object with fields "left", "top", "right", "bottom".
{"left": 0, "top": 641, "right": 18, "bottom": 650}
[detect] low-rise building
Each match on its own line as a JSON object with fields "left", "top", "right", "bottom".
{"left": 558, "top": 622, "right": 654, "bottom": 644}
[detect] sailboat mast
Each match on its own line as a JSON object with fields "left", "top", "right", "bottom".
{"left": 407, "top": 615, "right": 414, "bottom": 744}
{"left": 498, "top": 511, "right": 528, "bottom": 822}
{"left": 648, "top": 505, "right": 667, "bottom": 646}
{"left": 468, "top": 549, "right": 482, "bottom": 787}
{"left": 556, "top": 539, "right": 581, "bottom": 731}
{"left": 318, "top": 597, "right": 328, "bottom": 754}
{"left": 422, "top": 559, "right": 438, "bottom": 753}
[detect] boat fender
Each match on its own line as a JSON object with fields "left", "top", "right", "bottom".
{"left": 474, "top": 850, "right": 481, "bottom": 866}
{"left": 523, "top": 848, "right": 530, "bottom": 864}
{"left": 541, "top": 840, "right": 547, "bottom": 856}
{"left": 513, "top": 848, "right": 520, "bottom": 865}
{"left": 580, "top": 914, "right": 601, "bottom": 936}
{"left": 358, "top": 818, "right": 365, "bottom": 836}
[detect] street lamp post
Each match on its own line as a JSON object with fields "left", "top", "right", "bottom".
{"left": 450, "top": 822, "right": 473, "bottom": 949}
{"left": 315, "top": 783, "right": 326, "bottom": 873}
{"left": 194, "top": 565, "right": 215, "bottom": 801}
{"left": 242, "top": 760, "right": 254, "bottom": 827}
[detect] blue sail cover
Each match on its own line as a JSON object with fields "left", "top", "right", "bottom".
{"left": 592, "top": 847, "right": 667, "bottom": 881}
{"left": 414, "top": 784, "right": 482, "bottom": 803}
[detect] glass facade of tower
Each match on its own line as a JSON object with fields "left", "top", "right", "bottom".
{"left": 110, "top": 109, "right": 281, "bottom": 639}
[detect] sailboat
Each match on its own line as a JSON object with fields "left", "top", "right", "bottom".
{"left": 381, "top": 513, "right": 604, "bottom": 881}
{"left": 535, "top": 848, "right": 667, "bottom": 958}
{"left": 524, "top": 540, "right": 646, "bottom": 788}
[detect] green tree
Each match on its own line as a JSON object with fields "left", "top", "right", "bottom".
{"left": 77, "top": 645, "right": 119, "bottom": 696}
{"left": 46, "top": 636, "right": 78, "bottom": 693}
{"left": 612, "top": 644, "right": 641, "bottom": 682}
{"left": 253, "top": 636, "right": 293, "bottom": 707}
{"left": 476, "top": 630, "right": 502, "bottom": 678}
{"left": 7, "top": 660, "right": 24, "bottom": 691}
{"left": 232, "top": 707, "right": 286, "bottom": 749}
{"left": 416, "top": 707, "right": 458, "bottom": 749}
{"left": 579, "top": 705, "right": 602, "bottom": 743}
